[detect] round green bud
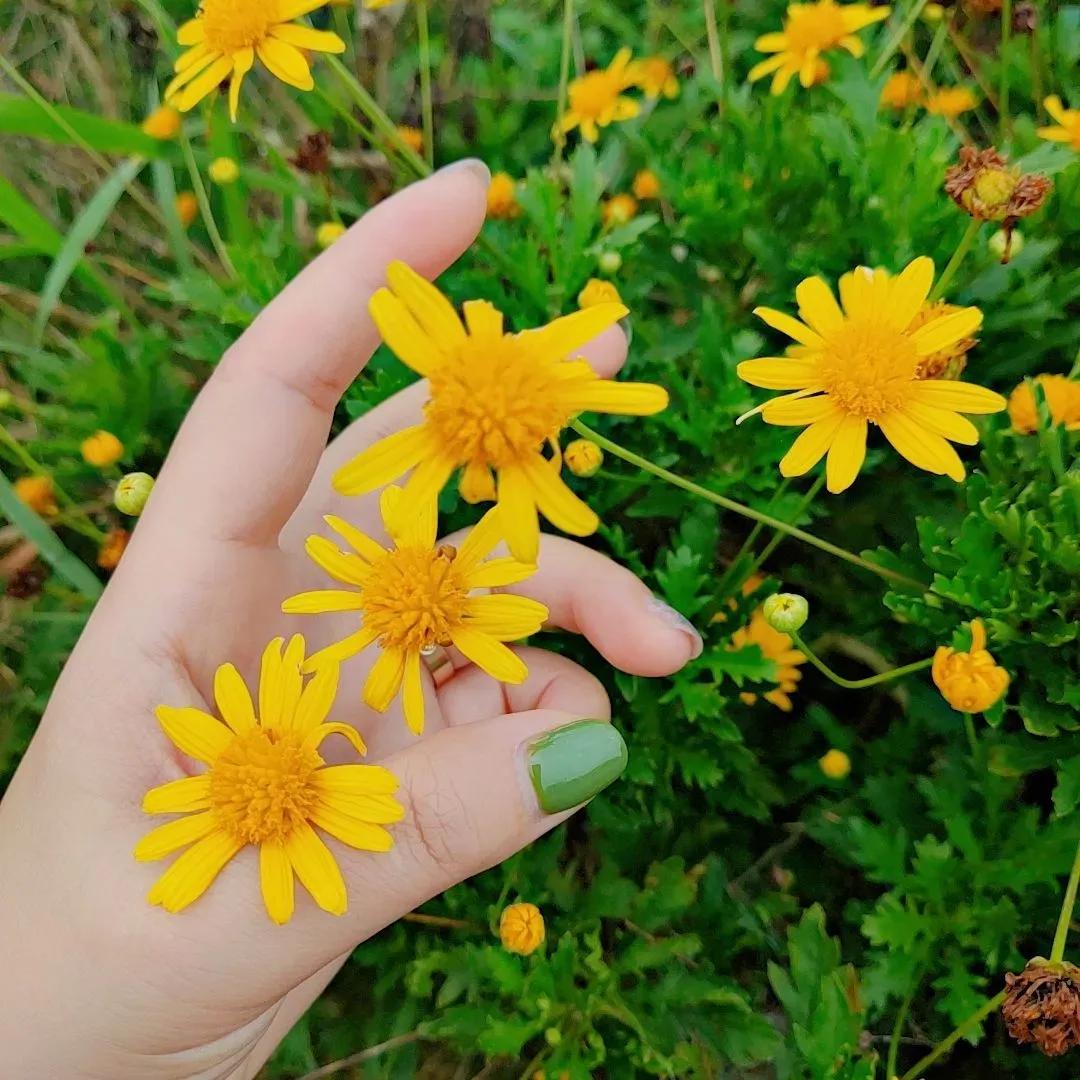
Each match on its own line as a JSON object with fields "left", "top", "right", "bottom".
{"left": 597, "top": 250, "right": 622, "bottom": 274}
{"left": 544, "top": 1027, "right": 562, "bottom": 1046}
{"left": 114, "top": 471, "right": 155, "bottom": 516}
{"left": 762, "top": 592, "right": 809, "bottom": 634}
{"left": 0, "top": 389, "right": 14, "bottom": 410}
{"left": 989, "top": 228, "right": 1023, "bottom": 262}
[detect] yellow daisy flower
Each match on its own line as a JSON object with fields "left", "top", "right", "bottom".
{"left": 1007, "top": 374, "right": 1080, "bottom": 434}
{"left": 880, "top": 70, "right": 924, "bottom": 110}
{"left": 166, "top": 0, "right": 346, "bottom": 122}
{"left": 932, "top": 619, "right": 1009, "bottom": 713}
{"left": 629, "top": 56, "right": 679, "bottom": 100}
{"left": 556, "top": 48, "right": 641, "bottom": 143}
{"left": 135, "top": 636, "right": 402, "bottom": 924}
{"left": 1037, "top": 96, "right": 1080, "bottom": 152}
{"left": 926, "top": 86, "right": 978, "bottom": 118}
{"left": 283, "top": 488, "right": 549, "bottom": 734}
{"left": 737, "top": 257, "right": 1006, "bottom": 492}
{"left": 331, "top": 261, "right": 668, "bottom": 562}
{"left": 749, "top": 1, "right": 890, "bottom": 95}
{"left": 731, "top": 608, "right": 807, "bottom": 712}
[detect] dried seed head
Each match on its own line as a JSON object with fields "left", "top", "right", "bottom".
{"left": 1003, "top": 959, "right": 1080, "bottom": 1057}
{"left": 290, "top": 131, "right": 332, "bottom": 175}
{"left": 945, "top": 146, "right": 1052, "bottom": 224}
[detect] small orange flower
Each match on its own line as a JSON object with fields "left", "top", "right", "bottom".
{"left": 1007, "top": 375, "right": 1080, "bottom": 434}
{"left": 926, "top": 86, "right": 978, "bottom": 118}
{"left": 175, "top": 191, "right": 199, "bottom": 227}
{"left": 486, "top": 172, "right": 521, "bottom": 220}
{"left": 499, "top": 902, "right": 545, "bottom": 955}
{"left": 731, "top": 608, "right": 807, "bottom": 712}
{"left": 632, "top": 168, "right": 661, "bottom": 200}
{"left": 81, "top": 430, "right": 124, "bottom": 468}
{"left": 602, "top": 193, "right": 638, "bottom": 226}
{"left": 97, "top": 529, "right": 130, "bottom": 571}
{"left": 14, "top": 476, "right": 57, "bottom": 517}
{"left": 880, "top": 71, "right": 923, "bottom": 109}
{"left": 396, "top": 125, "right": 424, "bottom": 155}
{"left": 629, "top": 56, "right": 679, "bottom": 99}
{"left": 141, "top": 105, "right": 181, "bottom": 140}
{"left": 932, "top": 619, "right": 1009, "bottom": 713}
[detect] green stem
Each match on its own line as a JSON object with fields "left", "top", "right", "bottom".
{"left": 742, "top": 475, "right": 825, "bottom": 584}
{"left": 702, "top": 0, "right": 723, "bottom": 89}
{"left": 572, "top": 420, "right": 926, "bottom": 590}
{"left": 326, "top": 56, "right": 429, "bottom": 179}
{"left": 552, "top": 0, "right": 575, "bottom": 164}
{"left": 930, "top": 218, "right": 981, "bottom": 301}
{"left": 1000, "top": 0, "right": 1012, "bottom": 143}
{"left": 871, "top": 0, "right": 931, "bottom": 79}
{"left": 180, "top": 129, "right": 235, "bottom": 279}
{"left": 416, "top": 0, "right": 435, "bottom": 168}
{"left": 898, "top": 990, "right": 1006, "bottom": 1080}
{"left": 716, "top": 479, "right": 789, "bottom": 596}
{"left": 886, "top": 970, "right": 922, "bottom": 1080}
{"left": 791, "top": 630, "right": 933, "bottom": 690}
{"left": 1050, "top": 835, "right": 1080, "bottom": 964}
{"left": 964, "top": 712, "right": 980, "bottom": 762}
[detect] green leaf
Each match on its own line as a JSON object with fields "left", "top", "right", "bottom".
{"left": 0, "top": 93, "right": 165, "bottom": 157}
{"left": 1053, "top": 756, "right": 1080, "bottom": 817}
{"left": 0, "top": 470, "right": 102, "bottom": 598}
{"left": 33, "top": 156, "right": 145, "bottom": 344}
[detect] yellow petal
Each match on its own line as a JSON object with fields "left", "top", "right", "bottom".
{"left": 450, "top": 627, "right": 529, "bottom": 683}
{"left": 795, "top": 276, "right": 844, "bottom": 336}
{"left": 737, "top": 358, "right": 819, "bottom": 390}
{"left": 279, "top": 0, "right": 331, "bottom": 17}
{"left": 497, "top": 465, "right": 540, "bottom": 563}
{"left": 761, "top": 396, "right": 836, "bottom": 426}
{"left": 465, "top": 557, "right": 537, "bottom": 589}
{"left": 879, "top": 413, "right": 966, "bottom": 481}
{"left": 314, "top": 763, "right": 400, "bottom": 796}
{"left": 141, "top": 775, "right": 211, "bottom": 816}
{"left": 400, "top": 452, "right": 456, "bottom": 511}
{"left": 909, "top": 380, "right": 1006, "bottom": 415}
{"left": 305, "top": 535, "right": 371, "bottom": 587}
{"left": 174, "top": 43, "right": 212, "bottom": 74}
{"left": 324, "top": 515, "right": 388, "bottom": 563}
{"left": 381, "top": 483, "right": 437, "bottom": 549}
{"left": 255, "top": 38, "right": 314, "bottom": 91}
{"left": 521, "top": 455, "right": 599, "bottom": 537}
{"left": 294, "top": 664, "right": 339, "bottom": 734}
{"left": 460, "top": 460, "right": 497, "bottom": 504}
{"left": 228, "top": 47, "right": 254, "bottom": 122}
{"left": 268, "top": 23, "right": 346, "bottom": 54}
{"left": 887, "top": 257, "right": 935, "bottom": 330}
{"left": 911, "top": 307, "right": 983, "bottom": 356}
{"left": 285, "top": 823, "right": 348, "bottom": 916}
{"left": 463, "top": 594, "right": 549, "bottom": 640}
{"left": 155, "top": 705, "right": 232, "bottom": 765}
{"left": 1043, "top": 95, "right": 1066, "bottom": 125}
{"left": 174, "top": 55, "right": 233, "bottom": 112}
{"left": 778, "top": 412, "right": 846, "bottom": 477}
{"left": 332, "top": 424, "right": 431, "bottom": 496}
{"left": 134, "top": 811, "right": 216, "bottom": 861}
{"left": 303, "top": 626, "right": 378, "bottom": 672}
{"left": 260, "top": 841, "right": 295, "bottom": 925}
{"left": 316, "top": 788, "right": 405, "bottom": 824}
{"left": 386, "top": 261, "right": 466, "bottom": 349}
{"left": 303, "top": 721, "right": 368, "bottom": 758}
{"left": 147, "top": 830, "right": 243, "bottom": 913}
{"left": 362, "top": 647, "right": 407, "bottom": 712}
{"left": 903, "top": 403, "right": 980, "bottom": 445}
{"left": 401, "top": 649, "right": 426, "bottom": 735}
{"left": 274, "top": 634, "right": 306, "bottom": 731}
{"left": 258, "top": 637, "right": 285, "bottom": 729}
{"left": 176, "top": 18, "right": 204, "bottom": 45}
{"left": 753, "top": 307, "right": 825, "bottom": 349}
{"left": 754, "top": 32, "right": 789, "bottom": 52}
{"left": 282, "top": 590, "right": 366, "bottom": 614}
{"left": 213, "top": 663, "right": 256, "bottom": 734}
{"left": 563, "top": 380, "right": 668, "bottom": 416}
{"left": 311, "top": 804, "right": 395, "bottom": 852}
{"left": 825, "top": 416, "right": 868, "bottom": 493}
{"left": 749, "top": 54, "right": 787, "bottom": 82}
{"left": 456, "top": 504, "right": 507, "bottom": 570}
{"left": 524, "top": 304, "right": 627, "bottom": 361}
{"left": 462, "top": 300, "right": 504, "bottom": 338}
{"left": 368, "top": 289, "right": 441, "bottom": 376}
{"left": 838, "top": 267, "right": 874, "bottom": 317}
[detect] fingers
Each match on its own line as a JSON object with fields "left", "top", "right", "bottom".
{"left": 281, "top": 324, "right": 629, "bottom": 545}
{"left": 141, "top": 160, "right": 490, "bottom": 551}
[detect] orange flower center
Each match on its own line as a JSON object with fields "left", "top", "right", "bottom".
{"left": 200, "top": 0, "right": 280, "bottom": 54}
{"left": 210, "top": 728, "right": 321, "bottom": 844}
{"left": 818, "top": 318, "right": 919, "bottom": 421}
{"left": 360, "top": 545, "right": 469, "bottom": 651}
{"left": 425, "top": 336, "right": 574, "bottom": 468}
{"left": 783, "top": 3, "right": 849, "bottom": 54}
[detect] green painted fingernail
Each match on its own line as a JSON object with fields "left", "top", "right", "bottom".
{"left": 527, "top": 720, "right": 628, "bottom": 814}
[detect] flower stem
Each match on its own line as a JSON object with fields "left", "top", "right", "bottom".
{"left": 180, "top": 129, "right": 235, "bottom": 279}
{"left": 572, "top": 420, "right": 926, "bottom": 590}
{"left": 415, "top": 0, "right": 435, "bottom": 168}
{"left": 871, "top": 0, "right": 931, "bottom": 79}
{"left": 1000, "top": 0, "right": 1012, "bottom": 143}
{"left": 552, "top": 0, "right": 575, "bottom": 163}
{"left": 930, "top": 218, "right": 982, "bottom": 301}
{"left": 790, "top": 630, "right": 933, "bottom": 690}
{"left": 1050, "top": 835, "right": 1080, "bottom": 964}
{"left": 742, "top": 475, "right": 825, "bottom": 584}
{"left": 703, "top": 0, "right": 723, "bottom": 89}
{"left": 898, "top": 990, "right": 1006, "bottom": 1080}
{"left": 886, "top": 968, "right": 922, "bottom": 1080}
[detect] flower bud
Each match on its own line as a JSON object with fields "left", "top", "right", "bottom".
{"left": 175, "top": 191, "right": 199, "bottom": 228}
{"left": 762, "top": 593, "right": 808, "bottom": 634}
{"left": 819, "top": 749, "right": 851, "bottom": 780}
{"left": 0, "top": 389, "right": 14, "bottom": 410}
{"left": 932, "top": 618, "right": 1009, "bottom": 713}
{"left": 81, "top": 430, "right": 124, "bottom": 468}
{"left": 602, "top": 193, "right": 638, "bottom": 226}
{"left": 315, "top": 221, "right": 346, "bottom": 249}
{"left": 14, "top": 475, "right": 57, "bottom": 517}
{"left": 499, "top": 902, "right": 545, "bottom": 956}
{"left": 632, "top": 168, "right": 661, "bottom": 200}
{"left": 141, "top": 105, "right": 181, "bottom": 141}
{"left": 597, "top": 250, "right": 622, "bottom": 274}
{"left": 208, "top": 157, "right": 240, "bottom": 185}
{"left": 486, "top": 172, "right": 521, "bottom": 220}
{"left": 989, "top": 227, "right": 1023, "bottom": 262}
{"left": 577, "top": 278, "right": 622, "bottom": 309}
{"left": 114, "top": 472, "right": 155, "bottom": 516}
{"left": 564, "top": 439, "right": 603, "bottom": 478}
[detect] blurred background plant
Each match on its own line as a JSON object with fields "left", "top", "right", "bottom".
{"left": 1, "top": 0, "right": 1079, "bottom": 1076}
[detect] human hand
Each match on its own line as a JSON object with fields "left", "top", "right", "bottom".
{"left": 0, "top": 161, "right": 702, "bottom": 1079}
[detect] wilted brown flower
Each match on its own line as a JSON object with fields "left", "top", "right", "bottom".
{"left": 1003, "top": 959, "right": 1080, "bottom": 1057}
{"left": 5, "top": 561, "right": 48, "bottom": 600}
{"left": 945, "top": 147, "right": 1052, "bottom": 223}
{"left": 1012, "top": 2, "right": 1037, "bottom": 31}
{"left": 290, "top": 131, "right": 332, "bottom": 175}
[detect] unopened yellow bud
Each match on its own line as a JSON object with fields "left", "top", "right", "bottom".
{"left": 932, "top": 619, "right": 1010, "bottom": 713}
{"left": 632, "top": 168, "right": 661, "bottom": 200}
{"left": 316, "top": 222, "right": 346, "bottom": 249}
{"left": 564, "top": 439, "right": 603, "bottom": 478}
{"left": 499, "top": 902, "right": 545, "bottom": 956}
{"left": 114, "top": 472, "right": 155, "bottom": 516}
{"left": 81, "top": 430, "right": 124, "bottom": 468}
{"left": 175, "top": 191, "right": 199, "bottom": 228}
{"left": 577, "top": 278, "right": 622, "bottom": 309}
{"left": 819, "top": 749, "right": 851, "bottom": 779}
{"left": 14, "top": 475, "right": 57, "bottom": 517}
{"left": 141, "top": 105, "right": 181, "bottom": 140}
{"left": 208, "top": 157, "right": 240, "bottom": 185}
{"left": 762, "top": 593, "right": 809, "bottom": 634}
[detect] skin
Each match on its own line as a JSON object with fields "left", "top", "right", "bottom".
{"left": 0, "top": 161, "right": 700, "bottom": 1079}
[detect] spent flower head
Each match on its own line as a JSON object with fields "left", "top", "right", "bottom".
{"left": 135, "top": 636, "right": 402, "bottom": 923}
{"left": 331, "top": 261, "right": 667, "bottom": 562}
{"left": 944, "top": 146, "right": 1052, "bottom": 227}
{"left": 762, "top": 593, "right": 809, "bottom": 634}
{"left": 1003, "top": 959, "right": 1080, "bottom": 1057}
{"left": 166, "top": 0, "right": 345, "bottom": 121}
{"left": 283, "top": 487, "right": 549, "bottom": 734}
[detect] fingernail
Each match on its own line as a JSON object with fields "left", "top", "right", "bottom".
{"left": 438, "top": 157, "right": 490, "bottom": 185}
{"left": 646, "top": 595, "right": 704, "bottom": 659}
{"left": 527, "top": 720, "right": 628, "bottom": 814}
